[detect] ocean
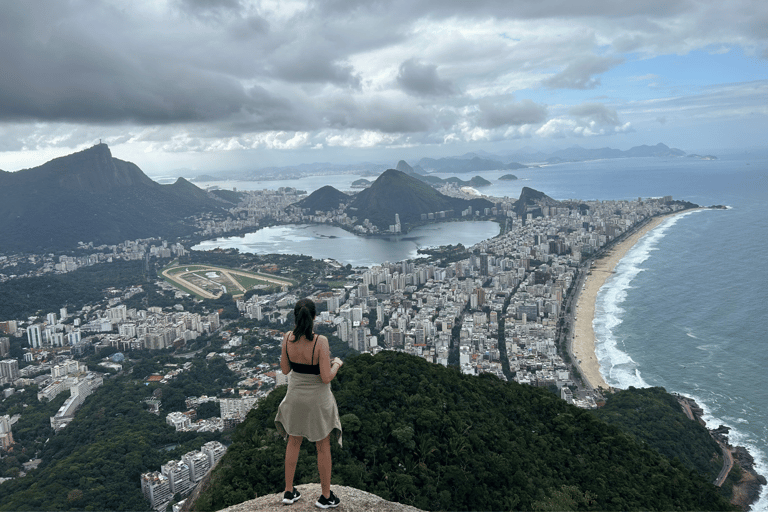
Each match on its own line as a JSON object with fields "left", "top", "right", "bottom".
{"left": 506, "top": 155, "right": 767, "bottom": 510}
{"left": 185, "top": 154, "right": 768, "bottom": 509}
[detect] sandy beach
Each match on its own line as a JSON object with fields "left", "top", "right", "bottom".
{"left": 572, "top": 211, "right": 692, "bottom": 390}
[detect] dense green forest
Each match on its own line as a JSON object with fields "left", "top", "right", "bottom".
{"left": 593, "top": 387, "right": 723, "bottom": 480}
{"left": 0, "top": 357, "right": 235, "bottom": 511}
{"left": 194, "top": 352, "right": 734, "bottom": 511}
{"left": 0, "top": 260, "right": 150, "bottom": 320}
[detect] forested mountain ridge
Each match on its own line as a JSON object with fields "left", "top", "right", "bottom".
{"left": 193, "top": 352, "right": 734, "bottom": 512}
{"left": 0, "top": 144, "right": 226, "bottom": 253}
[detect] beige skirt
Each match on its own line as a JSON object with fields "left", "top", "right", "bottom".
{"left": 274, "top": 371, "right": 342, "bottom": 446}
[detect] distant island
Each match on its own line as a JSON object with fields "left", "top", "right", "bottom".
{"left": 350, "top": 178, "right": 372, "bottom": 188}
{"left": 499, "top": 174, "right": 518, "bottom": 180}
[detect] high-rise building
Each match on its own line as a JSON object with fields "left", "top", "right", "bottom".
{"left": 480, "top": 253, "right": 489, "bottom": 276}
{"left": 182, "top": 451, "right": 211, "bottom": 483}
{"left": 0, "top": 337, "right": 9, "bottom": 357}
{"left": 0, "top": 359, "right": 20, "bottom": 385}
{"left": 0, "top": 414, "right": 14, "bottom": 450}
{"left": 27, "top": 324, "right": 42, "bottom": 348}
{"left": 201, "top": 441, "right": 226, "bottom": 467}
{"left": 140, "top": 472, "right": 172, "bottom": 509}
{"left": 0, "top": 321, "right": 18, "bottom": 334}
{"left": 161, "top": 460, "right": 192, "bottom": 495}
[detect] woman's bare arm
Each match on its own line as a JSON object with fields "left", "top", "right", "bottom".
{"left": 317, "top": 336, "right": 341, "bottom": 384}
{"left": 280, "top": 332, "right": 292, "bottom": 375}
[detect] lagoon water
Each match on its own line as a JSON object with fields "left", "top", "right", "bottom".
{"left": 193, "top": 155, "right": 768, "bottom": 509}
{"left": 192, "top": 221, "right": 501, "bottom": 268}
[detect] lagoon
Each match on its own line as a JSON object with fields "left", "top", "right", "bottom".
{"left": 191, "top": 221, "right": 501, "bottom": 268}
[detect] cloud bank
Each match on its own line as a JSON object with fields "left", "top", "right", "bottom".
{"left": 0, "top": 0, "right": 766, "bottom": 169}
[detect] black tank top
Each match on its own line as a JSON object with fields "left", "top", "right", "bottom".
{"left": 286, "top": 334, "right": 320, "bottom": 375}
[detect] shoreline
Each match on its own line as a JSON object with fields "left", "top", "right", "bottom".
{"left": 572, "top": 211, "right": 693, "bottom": 390}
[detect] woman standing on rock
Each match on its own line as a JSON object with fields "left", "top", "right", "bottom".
{"left": 275, "top": 298, "right": 343, "bottom": 508}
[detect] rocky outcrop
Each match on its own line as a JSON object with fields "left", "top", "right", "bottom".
{"left": 731, "top": 446, "right": 768, "bottom": 512}
{"left": 217, "top": 484, "right": 425, "bottom": 512}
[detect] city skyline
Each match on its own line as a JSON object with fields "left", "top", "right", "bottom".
{"left": 0, "top": 0, "right": 766, "bottom": 174}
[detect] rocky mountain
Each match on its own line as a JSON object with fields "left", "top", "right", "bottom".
{"left": 395, "top": 159, "right": 426, "bottom": 176}
{"left": 442, "top": 175, "right": 491, "bottom": 187}
{"left": 295, "top": 185, "right": 351, "bottom": 212}
{"left": 417, "top": 155, "right": 526, "bottom": 173}
{"left": 0, "top": 144, "right": 226, "bottom": 253}
{"left": 208, "top": 484, "right": 425, "bottom": 512}
{"left": 345, "top": 169, "right": 493, "bottom": 231}
{"left": 393, "top": 161, "right": 496, "bottom": 188}
{"left": 546, "top": 142, "right": 686, "bottom": 163}
{"left": 513, "top": 186, "right": 561, "bottom": 220}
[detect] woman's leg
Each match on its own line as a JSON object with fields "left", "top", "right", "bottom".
{"left": 316, "top": 435, "right": 332, "bottom": 498}
{"left": 285, "top": 435, "right": 303, "bottom": 492}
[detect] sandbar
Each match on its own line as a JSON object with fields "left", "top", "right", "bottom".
{"left": 572, "top": 211, "right": 691, "bottom": 390}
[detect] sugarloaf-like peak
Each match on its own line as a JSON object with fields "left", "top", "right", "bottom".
{"left": 395, "top": 160, "right": 414, "bottom": 174}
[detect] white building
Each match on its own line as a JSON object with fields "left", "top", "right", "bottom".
{"left": 161, "top": 460, "right": 192, "bottom": 496}
{"left": 141, "top": 471, "right": 172, "bottom": 510}
{"left": 166, "top": 411, "right": 191, "bottom": 431}
{"left": 182, "top": 450, "right": 211, "bottom": 482}
{"left": 0, "top": 359, "right": 20, "bottom": 385}
{"left": 201, "top": 441, "right": 227, "bottom": 467}
{"left": 27, "top": 324, "right": 42, "bottom": 348}
{"left": 0, "top": 415, "right": 13, "bottom": 450}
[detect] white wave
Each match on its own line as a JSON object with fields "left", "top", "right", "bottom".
{"left": 593, "top": 215, "right": 687, "bottom": 389}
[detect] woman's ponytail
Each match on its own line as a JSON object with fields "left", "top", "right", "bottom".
{"left": 292, "top": 298, "right": 315, "bottom": 341}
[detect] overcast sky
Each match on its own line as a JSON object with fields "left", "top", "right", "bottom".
{"left": 1, "top": 0, "right": 766, "bottom": 174}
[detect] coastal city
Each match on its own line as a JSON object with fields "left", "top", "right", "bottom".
{"left": 1, "top": 187, "right": 689, "bottom": 410}
{"left": 0, "top": 183, "right": 719, "bottom": 511}
{"left": 0, "top": 175, "right": 760, "bottom": 510}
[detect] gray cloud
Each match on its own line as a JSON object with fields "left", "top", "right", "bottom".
{"left": 180, "top": 0, "right": 241, "bottom": 10}
{"left": 476, "top": 99, "right": 548, "bottom": 128}
{"left": 543, "top": 55, "right": 623, "bottom": 90}
{"left": 267, "top": 44, "right": 361, "bottom": 87}
{"left": 321, "top": 95, "right": 432, "bottom": 133}
{"left": 569, "top": 103, "right": 621, "bottom": 126}
{"left": 396, "top": 59, "right": 456, "bottom": 96}
{"left": 312, "top": 0, "right": 690, "bottom": 20}
{"left": 0, "top": 0, "right": 765, "bottom": 162}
